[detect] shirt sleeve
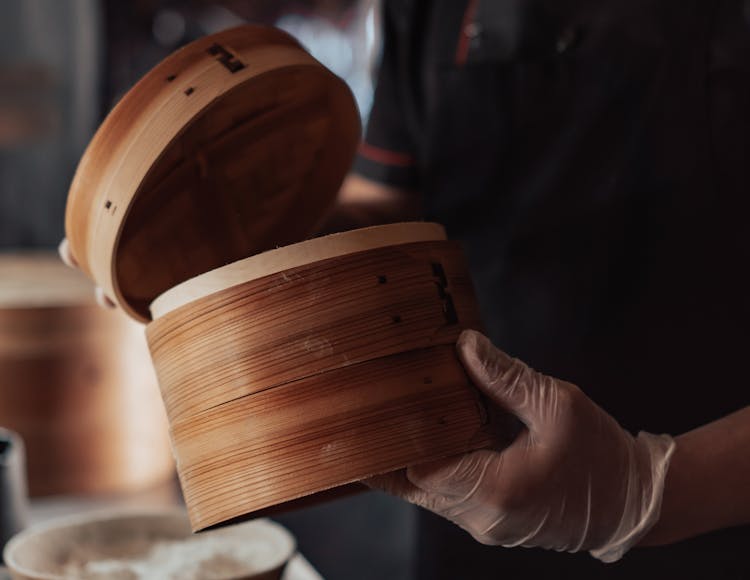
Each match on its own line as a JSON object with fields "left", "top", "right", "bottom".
{"left": 352, "top": 1, "right": 419, "bottom": 190}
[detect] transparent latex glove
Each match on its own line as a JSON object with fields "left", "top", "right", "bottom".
{"left": 58, "top": 238, "right": 116, "bottom": 308}
{"left": 369, "top": 330, "right": 676, "bottom": 563}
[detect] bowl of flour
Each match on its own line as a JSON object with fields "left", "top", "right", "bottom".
{"left": 2, "top": 509, "right": 295, "bottom": 579}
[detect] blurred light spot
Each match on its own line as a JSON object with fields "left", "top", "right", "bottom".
{"left": 277, "top": 14, "right": 354, "bottom": 78}
{"left": 276, "top": 12, "right": 375, "bottom": 121}
{"left": 365, "top": 4, "right": 376, "bottom": 55}
{"left": 152, "top": 9, "right": 186, "bottom": 47}
{"left": 197, "top": 5, "right": 246, "bottom": 35}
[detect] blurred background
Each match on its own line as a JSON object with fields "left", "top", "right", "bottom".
{"left": 0, "top": 1, "right": 417, "bottom": 579}
{"left": 0, "top": 0, "right": 379, "bottom": 248}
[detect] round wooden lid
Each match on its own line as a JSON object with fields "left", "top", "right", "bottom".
{"left": 65, "top": 25, "right": 361, "bottom": 322}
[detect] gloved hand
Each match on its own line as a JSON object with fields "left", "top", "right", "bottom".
{"left": 369, "top": 330, "right": 676, "bottom": 563}
{"left": 58, "top": 238, "right": 116, "bottom": 308}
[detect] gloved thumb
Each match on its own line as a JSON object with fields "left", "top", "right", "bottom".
{"left": 456, "top": 329, "right": 559, "bottom": 435}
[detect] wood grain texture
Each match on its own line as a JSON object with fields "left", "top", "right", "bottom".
{"left": 172, "top": 346, "right": 492, "bottom": 531}
{"left": 148, "top": 240, "right": 480, "bottom": 423}
{"left": 0, "top": 254, "right": 174, "bottom": 496}
{"left": 151, "top": 222, "right": 448, "bottom": 317}
{"left": 146, "top": 234, "right": 491, "bottom": 530}
{"left": 65, "top": 25, "right": 360, "bottom": 322}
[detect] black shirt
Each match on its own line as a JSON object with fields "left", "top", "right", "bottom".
{"left": 353, "top": 0, "right": 750, "bottom": 578}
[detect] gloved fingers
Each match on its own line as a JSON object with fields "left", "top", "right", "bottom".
{"left": 364, "top": 469, "right": 457, "bottom": 515}
{"left": 366, "top": 466, "right": 518, "bottom": 548}
{"left": 406, "top": 451, "right": 547, "bottom": 549}
{"left": 457, "top": 330, "right": 566, "bottom": 436}
{"left": 406, "top": 450, "right": 498, "bottom": 499}
{"left": 57, "top": 238, "right": 77, "bottom": 268}
{"left": 364, "top": 469, "right": 428, "bottom": 503}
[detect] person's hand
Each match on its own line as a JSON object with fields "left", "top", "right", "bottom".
{"left": 57, "top": 238, "right": 116, "bottom": 308}
{"left": 368, "top": 330, "right": 676, "bottom": 563}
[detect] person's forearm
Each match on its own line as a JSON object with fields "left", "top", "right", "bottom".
{"left": 317, "top": 174, "right": 421, "bottom": 234}
{"left": 639, "top": 406, "right": 750, "bottom": 546}
{"left": 321, "top": 199, "right": 414, "bottom": 233}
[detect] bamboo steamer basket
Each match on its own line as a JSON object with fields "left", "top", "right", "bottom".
{"left": 64, "top": 25, "right": 493, "bottom": 531}
{"left": 0, "top": 254, "right": 173, "bottom": 496}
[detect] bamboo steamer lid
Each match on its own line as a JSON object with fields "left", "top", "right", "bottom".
{"left": 65, "top": 25, "right": 360, "bottom": 322}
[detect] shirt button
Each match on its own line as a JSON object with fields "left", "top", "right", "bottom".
{"left": 464, "top": 22, "right": 482, "bottom": 39}
{"left": 556, "top": 26, "right": 582, "bottom": 54}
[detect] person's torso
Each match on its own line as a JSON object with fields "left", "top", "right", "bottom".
{"left": 390, "top": 0, "right": 749, "bottom": 435}
{"left": 385, "top": 3, "right": 750, "bottom": 575}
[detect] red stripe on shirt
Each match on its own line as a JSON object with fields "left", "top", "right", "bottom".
{"left": 455, "top": 0, "right": 479, "bottom": 66}
{"left": 358, "top": 142, "right": 415, "bottom": 167}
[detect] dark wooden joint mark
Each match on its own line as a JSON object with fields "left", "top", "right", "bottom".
{"left": 207, "top": 43, "right": 246, "bottom": 73}
{"left": 377, "top": 275, "right": 387, "bottom": 284}
{"left": 476, "top": 394, "right": 490, "bottom": 426}
{"left": 431, "top": 262, "right": 459, "bottom": 325}
{"left": 184, "top": 87, "right": 195, "bottom": 96}
{"left": 166, "top": 74, "right": 177, "bottom": 82}
{"left": 431, "top": 262, "right": 448, "bottom": 288}
{"left": 104, "top": 199, "right": 118, "bottom": 216}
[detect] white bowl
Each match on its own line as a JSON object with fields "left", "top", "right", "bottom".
{"left": 3, "top": 509, "right": 295, "bottom": 580}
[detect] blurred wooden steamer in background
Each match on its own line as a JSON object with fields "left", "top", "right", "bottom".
{"left": 64, "top": 25, "right": 492, "bottom": 531}
{"left": 0, "top": 254, "right": 173, "bottom": 496}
